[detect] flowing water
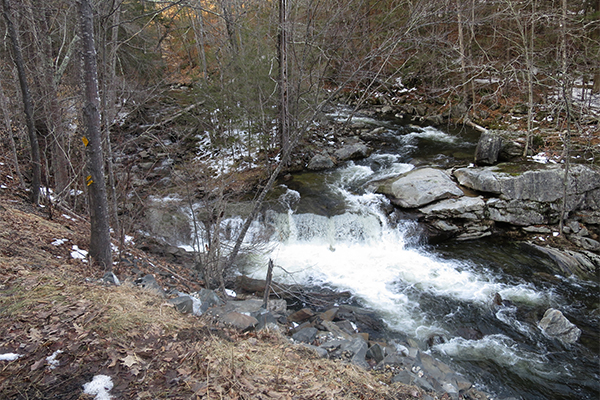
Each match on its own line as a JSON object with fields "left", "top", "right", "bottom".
{"left": 204, "top": 112, "right": 599, "bottom": 399}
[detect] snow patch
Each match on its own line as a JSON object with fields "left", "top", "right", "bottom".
{"left": 0, "top": 353, "right": 22, "bottom": 361}
{"left": 83, "top": 375, "right": 114, "bottom": 400}
{"left": 71, "top": 245, "right": 88, "bottom": 262}
{"left": 46, "top": 350, "right": 63, "bottom": 370}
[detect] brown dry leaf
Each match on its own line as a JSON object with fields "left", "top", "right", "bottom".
{"left": 121, "top": 354, "right": 139, "bottom": 368}
{"left": 28, "top": 327, "right": 42, "bottom": 342}
{"left": 30, "top": 357, "right": 45, "bottom": 371}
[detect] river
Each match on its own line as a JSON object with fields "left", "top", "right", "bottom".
{"left": 200, "top": 111, "right": 599, "bottom": 399}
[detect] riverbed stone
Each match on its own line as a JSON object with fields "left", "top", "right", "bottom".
{"left": 521, "top": 242, "right": 598, "bottom": 279}
{"left": 384, "top": 168, "right": 464, "bottom": 208}
{"left": 538, "top": 308, "right": 581, "bottom": 343}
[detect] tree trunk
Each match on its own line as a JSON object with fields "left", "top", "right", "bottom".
{"left": 278, "top": 0, "right": 290, "bottom": 158}
{"left": 0, "top": 80, "right": 25, "bottom": 188}
{"left": 2, "top": 0, "right": 41, "bottom": 204}
{"left": 79, "top": 0, "right": 112, "bottom": 270}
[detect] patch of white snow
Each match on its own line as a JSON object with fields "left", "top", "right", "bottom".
{"left": 0, "top": 353, "right": 22, "bottom": 361}
{"left": 83, "top": 375, "right": 114, "bottom": 400}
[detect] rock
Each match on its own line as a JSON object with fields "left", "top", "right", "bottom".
{"left": 300, "top": 343, "right": 328, "bottom": 358}
{"left": 335, "top": 305, "right": 386, "bottom": 338}
{"left": 454, "top": 163, "right": 600, "bottom": 207}
{"left": 334, "top": 338, "right": 369, "bottom": 369}
{"left": 487, "top": 198, "right": 548, "bottom": 226}
{"left": 135, "top": 274, "right": 165, "bottom": 297}
{"left": 335, "top": 320, "right": 357, "bottom": 335}
{"left": 292, "top": 327, "right": 318, "bottom": 344}
{"left": 383, "top": 168, "right": 463, "bottom": 208}
{"left": 520, "top": 242, "right": 598, "bottom": 279}
{"left": 288, "top": 308, "right": 315, "bottom": 323}
{"left": 319, "top": 307, "right": 338, "bottom": 322}
{"left": 376, "top": 352, "right": 414, "bottom": 369}
{"left": 307, "top": 154, "right": 335, "bottom": 171}
{"left": 254, "top": 310, "right": 279, "bottom": 331}
{"left": 102, "top": 271, "right": 120, "bottom": 286}
{"left": 474, "top": 131, "right": 503, "bottom": 166}
{"left": 392, "top": 370, "right": 417, "bottom": 385}
{"left": 168, "top": 296, "right": 194, "bottom": 314}
{"left": 568, "top": 235, "right": 600, "bottom": 251}
{"left": 197, "top": 288, "right": 224, "bottom": 313}
{"left": 320, "top": 320, "right": 353, "bottom": 341}
{"left": 419, "top": 196, "right": 486, "bottom": 220}
{"left": 538, "top": 308, "right": 581, "bottom": 343}
{"left": 333, "top": 142, "right": 371, "bottom": 161}
{"left": 220, "top": 312, "right": 258, "bottom": 331}
{"left": 366, "top": 343, "right": 387, "bottom": 364}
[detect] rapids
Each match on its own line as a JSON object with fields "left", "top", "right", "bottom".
{"left": 232, "top": 116, "right": 599, "bottom": 400}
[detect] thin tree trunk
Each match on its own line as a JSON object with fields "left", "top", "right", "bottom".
{"left": 2, "top": 0, "right": 41, "bottom": 204}
{"left": 278, "top": 0, "right": 290, "bottom": 157}
{"left": 79, "top": 0, "right": 112, "bottom": 270}
{"left": 559, "top": 0, "right": 571, "bottom": 234}
{"left": 37, "top": 7, "right": 70, "bottom": 196}
{"left": 0, "top": 80, "right": 25, "bottom": 188}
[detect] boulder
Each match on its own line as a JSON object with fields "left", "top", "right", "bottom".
{"left": 288, "top": 308, "right": 315, "bottom": 323}
{"left": 474, "top": 131, "right": 502, "bottom": 165}
{"left": 382, "top": 168, "right": 464, "bottom": 208}
{"left": 307, "top": 154, "right": 335, "bottom": 171}
{"left": 333, "top": 142, "right": 371, "bottom": 161}
{"left": 538, "top": 308, "right": 581, "bottom": 343}
{"left": 197, "top": 288, "right": 224, "bottom": 313}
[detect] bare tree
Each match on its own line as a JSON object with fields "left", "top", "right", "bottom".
{"left": 2, "top": 0, "right": 41, "bottom": 204}
{"left": 79, "top": 0, "right": 112, "bottom": 270}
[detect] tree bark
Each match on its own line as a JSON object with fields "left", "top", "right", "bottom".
{"left": 278, "top": 0, "right": 290, "bottom": 159}
{"left": 2, "top": 0, "right": 41, "bottom": 204}
{"left": 79, "top": 0, "right": 112, "bottom": 270}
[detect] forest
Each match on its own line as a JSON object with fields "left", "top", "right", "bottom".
{"left": 1, "top": 0, "right": 599, "bottom": 281}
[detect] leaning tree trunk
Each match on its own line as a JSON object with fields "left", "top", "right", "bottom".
{"left": 79, "top": 0, "right": 112, "bottom": 271}
{"left": 2, "top": 0, "right": 41, "bottom": 204}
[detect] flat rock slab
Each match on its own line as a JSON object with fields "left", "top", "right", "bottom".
{"left": 385, "top": 168, "right": 463, "bottom": 208}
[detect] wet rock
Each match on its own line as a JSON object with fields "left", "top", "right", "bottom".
{"left": 334, "top": 305, "right": 386, "bottom": 338}
{"left": 307, "top": 154, "right": 335, "bottom": 171}
{"left": 475, "top": 131, "right": 503, "bottom": 166}
{"left": 168, "top": 296, "right": 194, "bottom": 314}
{"left": 220, "top": 312, "right": 258, "bottom": 331}
{"left": 292, "top": 327, "right": 318, "bottom": 344}
{"left": 538, "top": 308, "right": 581, "bottom": 343}
{"left": 382, "top": 168, "right": 464, "bottom": 208}
{"left": 487, "top": 198, "right": 548, "bottom": 226}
